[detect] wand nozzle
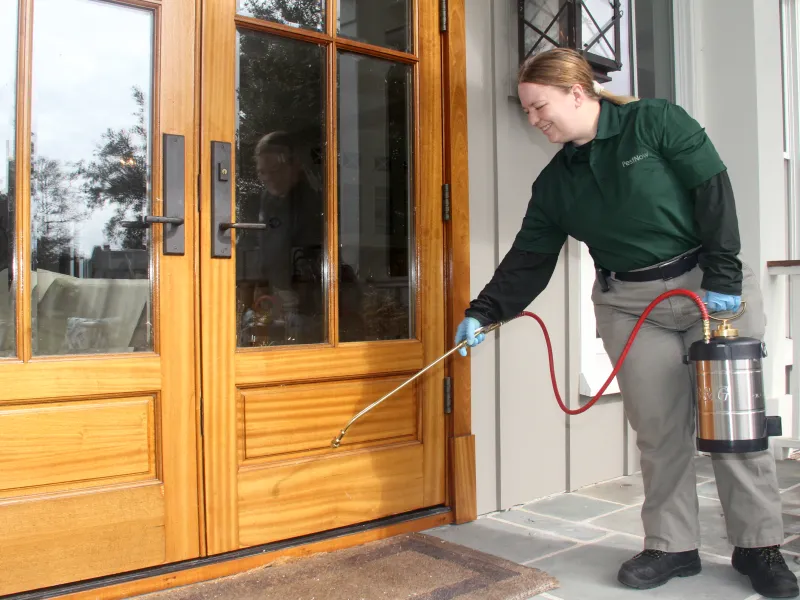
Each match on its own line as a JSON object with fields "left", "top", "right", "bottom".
{"left": 332, "top": 429, "right": 346, "bottom": 449}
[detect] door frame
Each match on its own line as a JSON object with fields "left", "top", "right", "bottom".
{"left": 442, "top": 0, "right": 476, "bottom": 526}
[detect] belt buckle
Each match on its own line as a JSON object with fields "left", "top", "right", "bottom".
{"left": 659, "top": 253, "right": 691, "bottom": 281}
{"left": 658, "top": 264, "right": 675, "bottom": 281}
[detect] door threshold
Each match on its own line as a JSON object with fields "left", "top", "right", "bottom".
{"left": 6, "top": 506, "right": 453, "bottom": 600}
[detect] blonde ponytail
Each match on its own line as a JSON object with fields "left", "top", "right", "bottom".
{"left": 593, "top": 80, "right": 638, "bottom": 105}
{"left": 518, "top": 48, "right": 638, "bottom": 105}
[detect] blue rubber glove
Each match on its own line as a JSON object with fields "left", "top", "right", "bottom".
{"left": 704, "top": 291, "right": 742, "bottom": 313}
{"left": 455, "top": 317, "right": 485, "bottom": 357}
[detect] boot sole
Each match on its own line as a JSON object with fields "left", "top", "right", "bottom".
{"left": 732, "top": 562, "right": 800, "bottom": 599}
{"left": 618, "top": 561, "right": 702, "bottom": 590}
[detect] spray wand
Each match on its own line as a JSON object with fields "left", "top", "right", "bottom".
{"left": 331, "top": 289, "right": 710, "bottom": 448}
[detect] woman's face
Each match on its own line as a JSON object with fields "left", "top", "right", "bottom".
{"left": 518, "top": 82, "right": 587, "bottom": 145}
{"left": 256, "top": 149, "right": 300, "bottom": 197}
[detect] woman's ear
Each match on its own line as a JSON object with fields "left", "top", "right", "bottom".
{"left": 571, "top": 84, "right": 585, "bottom": 108}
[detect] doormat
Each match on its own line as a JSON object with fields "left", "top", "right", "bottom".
{"left": 142, "top": 533, "right": 560, "bottom": 600}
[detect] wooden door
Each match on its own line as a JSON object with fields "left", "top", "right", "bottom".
{"left": 0, "top": 0, "right": 199, "bottom": 594}
{"left": 200, "top": 0, "right": 446, "bottom": 552}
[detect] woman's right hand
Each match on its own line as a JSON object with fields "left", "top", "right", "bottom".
{"left": 455, "top": 317, "right": 485, "bottom": 357}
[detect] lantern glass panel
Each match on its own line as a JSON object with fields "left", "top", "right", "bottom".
{"left": 521, "top": 0, "right": 565, "bottom": 59}
{"left": 581, "top": 0, "right": 616, "bottom": 60}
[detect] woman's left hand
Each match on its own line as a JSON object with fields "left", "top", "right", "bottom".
{"left": 703, "top": 290, "right": 742, "bottom": 313}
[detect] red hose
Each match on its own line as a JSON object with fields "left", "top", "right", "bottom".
{"left": 515, "top": 288, "right": 709, "bottom": 415}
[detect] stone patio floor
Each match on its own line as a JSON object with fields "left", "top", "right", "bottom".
{"left": 424, "top": 455, "right": 800, "bottom": 600}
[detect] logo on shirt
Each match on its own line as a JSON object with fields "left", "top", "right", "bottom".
{"left": 621, "top": 152, "right": 650, "bottom": 168}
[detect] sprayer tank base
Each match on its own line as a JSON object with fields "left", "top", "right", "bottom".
{"left": 695, "top": 416, "right": 782, "bottom": 453}
{"left": 697, "top": 438, "right": 769, "bottom": 453}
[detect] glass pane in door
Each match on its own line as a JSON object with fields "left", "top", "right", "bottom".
{"left": 338, "top": 0, "right": 411, "bottom": 52}
{"left": 235, "top": 30, "right": 326, "bottom": 347}
{"left": 337, "top": 52, "right": 413, "bottom": 342}
{"left": 0, "top": 0, "right": 18, "bottom": 358}
{"left": 30, "top": 0, "right": 154, "bottom": 356}
{"left": 237, "top": 0, "right": 324, "bottom": 32}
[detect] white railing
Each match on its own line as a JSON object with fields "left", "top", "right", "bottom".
{"left": 767, "top": 261, "right": 800, "bottom": 456}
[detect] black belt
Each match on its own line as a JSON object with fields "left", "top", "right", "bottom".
{"left": 598, "top": 250, "right": 700, "bottom": 284}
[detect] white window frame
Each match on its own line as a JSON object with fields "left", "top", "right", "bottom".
{"left": 579, "top": 243, "right": 621, "bottom": 395}
{"left": 781, "top": 0, "right": 800, "bottom": 263}
{"left": 776, "top": 0, "right": 800, "bottom": 443}
{"left": 672, "top": 0, "right": 702, "bottom": 121}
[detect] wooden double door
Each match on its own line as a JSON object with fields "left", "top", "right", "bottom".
{"left": 0, "top": 0, "right": 447, "bottom": 594}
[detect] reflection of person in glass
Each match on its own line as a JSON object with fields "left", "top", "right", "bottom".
{"left": 240, "top": 131, "right": 324, "bottom": 346}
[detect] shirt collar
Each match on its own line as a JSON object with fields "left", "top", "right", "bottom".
{"left": 561, "top": 100, "right": 620, "bottom": 162}
{"left": 595, "top": 99, "right": 621, "bottom": 140}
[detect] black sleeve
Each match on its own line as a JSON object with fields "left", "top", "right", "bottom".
{"left": 691, "top": 170, "right": 743, "bottom": 295}
{"left": 464, "top": 247, "right": 560, "bottom": 326}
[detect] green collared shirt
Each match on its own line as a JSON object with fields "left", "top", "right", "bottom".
{"left": 465, "top": 98, "right": 744, "bottom": 326}
{"left": 512, "top": 98, "right": 739, "bottom": 285}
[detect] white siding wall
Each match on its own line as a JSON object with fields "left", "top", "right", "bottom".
{"left": 465, "top": 0, "right": 634, "bottom": 515}
{"left": 684, "top": 0, "right": 792, "bottom": 429}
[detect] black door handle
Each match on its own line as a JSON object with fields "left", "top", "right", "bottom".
{"left": 219, "top": 222, "right": 267, "bottom": 231}
{"left": 162, "top": 134, "right": 186, "bottom": 255}
{"left": 210, "top": 142, "right": 267, "bottom": 256}
{"left": 121, "top": 134, "right": 186, "bottom": 255}
{"left": 122, "top": 215, "right": 185, "bottom": 228}
{"left": 211, "top": 141, "right": 232, "bottom": 258}
{"left": 149, "top": 215, "right": 185, "bottom": 225}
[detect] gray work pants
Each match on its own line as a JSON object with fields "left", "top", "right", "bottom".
{"left": 592, "top": 259, "right": 784, "bottom": 552}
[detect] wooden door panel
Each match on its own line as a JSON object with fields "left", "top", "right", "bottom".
{"left": 201, "top": 0, "right": 445, "bottom": 554}
{"left": 1, "top": 484, "right": 166, "bottom": 592}
{"left": 237, "top": 443, "right": 424, "bottom": 546}
{"left": 241, "top": 377, "right": 418, "bottom": 461}
{"left": 0, "top": 0, "right": 199, "bottom": 594}
{"left": 0, "top": 396, "right": 156, "bottom": 495}
{"left": 0, "top": 355, "right": 162, "bottom": 400}
{"left": 234, "top": 340, "right": 423, "bottom": 385}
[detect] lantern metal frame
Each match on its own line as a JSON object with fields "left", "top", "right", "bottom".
{"left": 517, "top": 0, "right": 623, "bottom": 82}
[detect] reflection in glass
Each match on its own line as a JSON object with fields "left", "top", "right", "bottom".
{"left": 338, "top": 0, "right": 411, "bottom": 52}
{"left": 337, "top": 53, "right": 413, "bottom": 342}
{"left": 237, "top": 0, "right": 324, "bottom": 32}
{"left": 30, "top": 0, "right": 154, "bottom": 356}
{"left": 0, "top": 0, "right": 18, "bottom": 357}
{"left": 235, "top": 30, "right": 326, "bottom": 347}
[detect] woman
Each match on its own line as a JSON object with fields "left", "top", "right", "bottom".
{"left": 456, "top": 48, "right": 797, "bottom": 598}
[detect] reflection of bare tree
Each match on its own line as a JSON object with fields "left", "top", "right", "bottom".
{"left": 242, "top": 0, "right": 322, "bottom": 29}
{"left": 75, "top": 86, "right": 148, "bottom": 250}
{"left": 31, "top": 155, "right": 84, "bottom": 270}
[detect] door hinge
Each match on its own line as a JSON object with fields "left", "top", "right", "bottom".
{"left": 199, "top": 397, "right": 204, "bottom": 437}
{"left": 444, "top": 376, "right": 453, "bottom": 414}
{"left": 442, "top": 183, "right": 451, "bottom": 222}
{"left": 440, "top": 0, "right": 448, "bottom": 32}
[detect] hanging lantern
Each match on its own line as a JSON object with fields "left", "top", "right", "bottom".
{"left": 518, "top": 0, "right": 623, "bottom": 83}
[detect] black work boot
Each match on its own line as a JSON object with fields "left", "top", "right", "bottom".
{"left": 617, "top": 549, "right": 702, "bottom": 589}
{"left": 732, "top": 546, "right": 799, "bottom": 598}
